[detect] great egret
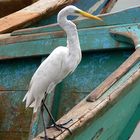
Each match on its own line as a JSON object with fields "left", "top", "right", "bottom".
{"left": 23, "top": 5, "right": 102, "bottom": 140}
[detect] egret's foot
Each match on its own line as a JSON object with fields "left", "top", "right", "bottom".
{"left": 40, "top": 136, "right": 55, "bottom": 140}
{"left": 47, "top": 119, "right": 73, "bottom": 134}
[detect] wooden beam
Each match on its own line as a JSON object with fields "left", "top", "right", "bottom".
{"left": 0, "top": 0, "right": 76, "bottom": 34}
{"left": 0, "top": 23, "right": 137, "bottom": 60}
{"left": 87, "top": 48, "right": 140, "bottom": 101}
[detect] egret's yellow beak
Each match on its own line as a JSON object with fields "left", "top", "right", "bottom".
{"left": 75, "top": 10, "right": 102, "bottom": 21}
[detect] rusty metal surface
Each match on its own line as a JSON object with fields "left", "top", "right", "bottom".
{"left": 0, "top": 91, "right": 32, "bottom": 140}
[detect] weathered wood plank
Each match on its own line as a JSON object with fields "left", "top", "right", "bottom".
{"left": 12, "top": 6, "right": 140, "bottom": 36}
{"left": 87, "top": 48, "right": 140, "bottom": 101}
{"left": 0, "top": 0, "right": 76, "bottom": 34}
{"left": 101, "top": 0, "right": 117, "bottom": 13}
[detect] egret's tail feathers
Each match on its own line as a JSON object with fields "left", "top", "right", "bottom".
{"left": 29, "top": 101, "right": 35, "bottom": 108}
{"left": 33, "top": 104, "right": 39, "bottom": 113}
{"left": 23, "top": 92, "right": 41, "bottom": 113}
{"left": 22, "top": 92, "right": 34, "bottom": 108}
{"left": 32, "top": 98, "right": 41, "bottom": 113}
{"left": 22, "top": 93, "right": 27, "bottom": 102}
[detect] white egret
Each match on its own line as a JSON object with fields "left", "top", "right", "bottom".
{"left": 23, "top": 5, "right": 102, "bottom": 140}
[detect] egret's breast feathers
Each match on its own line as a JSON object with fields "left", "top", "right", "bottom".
{"left": 29, "top": 47, "right": 70, "bottom": 93}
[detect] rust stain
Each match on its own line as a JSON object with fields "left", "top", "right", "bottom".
{"left": 58, "top": 89, "right": 81, "bottom": 117}
{"left": 52, "top": 31, "right": 65, "bottom": 38}
{"left": 101, "top": 0, "right": 117, "bottom": 13}
{"left": 0, "top": 90, "right": 32, "bottom": 139}
{"left": 115, "top": 41, "right": 120, "bottom": 48}
{"left": 32, "top": 112, "right": 37, "bottom": 121}
{"left": 0, "top": 56, "right": 17, "bottom": 60}
{"left": 6, "top": 105, "right": 32, "bottom": 139}
{"left": 9, "top": 104, "right": 32, "bottom": 132}
{"left": 0, "top": 93, "right": 10, "bottom": 130}
{"left": 0, "top": 98, "right": 6, "bottom": 129}
{"left": 0, "top": 85, "right": 6, "bottom": 91}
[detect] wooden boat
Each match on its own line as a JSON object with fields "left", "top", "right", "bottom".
{"left": 0, "top": 0, "right": 75, "bottom": 34}
{"left": 1, "top": 2, "right": 140, "bottom": 140}
{"left": 0, "top": 0, "right": 113, "bottom": 34}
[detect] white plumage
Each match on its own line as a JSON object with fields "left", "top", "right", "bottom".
{"left": 23, "top": 5, "right": 102, "bottom": 113}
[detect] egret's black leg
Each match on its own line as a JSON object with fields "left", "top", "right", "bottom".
{"left": 42, "top": 100, "right": 72, "bottom": 134}
{"left": 42, "top": 99, "right": 56, "bottom": 124}
{"left": 40, "top": 102, "right": 49, "bottom": 140}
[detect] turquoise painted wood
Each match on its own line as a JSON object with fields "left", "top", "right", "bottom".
{"left": 0, "top": 23, "right": 136, "bottom": 59}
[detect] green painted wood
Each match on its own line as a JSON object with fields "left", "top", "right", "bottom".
{"left": 12, "top": 6, "right": 140, "bottom": 36}
{"left": 0, "top": 23, "right": 137, "bottom": 60}
{"left": 63, "top": 60, "right": 140, "bottom": 140}
{"left": 118, "top": 103, "right": 140, "bottom": 140}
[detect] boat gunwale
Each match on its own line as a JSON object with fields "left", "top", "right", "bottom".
{"left": 33, "top": 47, "right": 140, "bottom": 140}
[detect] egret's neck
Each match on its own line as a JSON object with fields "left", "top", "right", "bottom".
{"left": 57, "top": 13, "right": 81, "bottom": 57}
